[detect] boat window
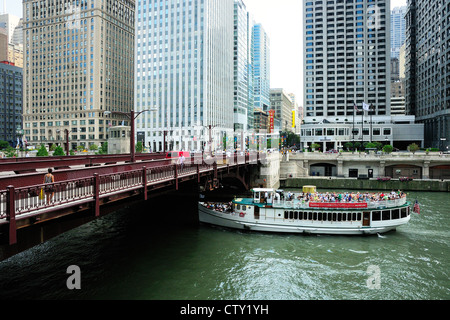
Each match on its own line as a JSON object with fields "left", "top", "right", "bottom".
{"left": 357, "top": 212, "right": 362, "bottom": 221}
{"left": 402, "top": 207, "right": 408, "bottom": 218}
{"left": 294, "top": 211, "right": 298, "bottom": 219}
{"left": 313, "top": 212, "right": 318, "bottom": 221}
{"left": 289, "top": 211, "right": 294, "bottom": 219}
{"left": 337, "top": 213, "right": 342, "bottom": 221}
{"left": 236, "top": 205, "right": 240, "bottom": 210}
{"left": 382, "top": 210, "right": 390, "bottom": 220}
{"left": 308, "top": 212, "right": 313, "bottom": 220}
{"left": 284, "top": 211, "right": 289, "bottom": 219}
{"left": 242, "top": 206, "right": 246, "bottom": 211}
{"left": 332, "top": 213, "right": 337, "bottom": 221}
{"left": 318, "top": 212, "right": 323, "bottom": 221}
{"left": 299, "top": 212, "right": 304, "bottom": 220}
{"left": 372, "top": 211, "right": 381, "bottom": 221}
{"left": 392, "top": 209, "right": 400, "bottom": 220}
{"left": 328, "top": 212, "right": 333, "bottom": 221}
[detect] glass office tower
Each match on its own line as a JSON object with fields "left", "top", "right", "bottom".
{"left": 135, "top": 0, "right": 234, "bottom": 152}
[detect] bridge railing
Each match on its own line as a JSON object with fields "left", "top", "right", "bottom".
{"left": 0, "top": 160, "right": 235, "bottom": 221}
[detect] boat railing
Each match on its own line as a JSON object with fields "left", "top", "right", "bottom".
{"left": 271, "top": 197, "right": 407, "bottom": 209}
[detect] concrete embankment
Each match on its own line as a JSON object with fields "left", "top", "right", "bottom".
{"left": 280, "top": 178, "right": 450, "bottom": 192}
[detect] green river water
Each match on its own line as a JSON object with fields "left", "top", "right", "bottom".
{"left": 0, "top": 189, "right": 448, "bottom": 301}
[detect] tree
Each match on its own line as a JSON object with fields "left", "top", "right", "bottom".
{"left": 0, "top": 140, "right": 9, "bottom": 149}
{"left": 408, "top": 143, "right": 419, "bottom": 154}
{"left": 53, "top": 146, "right": 65, "bottom": 156}
{"left": 382, "top": 144, "right": 393, "bottom": 154}
{"left": 36, "top": 144, "right": 49, "bottom": 157}
{"left": 281, "top": 131, "right": 300, "bottom": 148}
{"left": 135, "top": 141, "right": 144, "bottom": 153}
{"left": 89, "top": 144, "right": 99, "bottom": 151}
{"left": 344, "top": 142, "right": 353, "bottom": 151}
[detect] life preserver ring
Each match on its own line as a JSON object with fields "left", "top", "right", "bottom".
{"left": 239, "top": 212, "right": 245, "bottom": 218}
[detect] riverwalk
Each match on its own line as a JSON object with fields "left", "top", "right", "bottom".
{"left": 281, "top": 176, "right": 450, "bottom": 192}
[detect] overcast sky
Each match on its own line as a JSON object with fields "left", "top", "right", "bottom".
{"left": 4, "top": 0, "right": 407, "bottom": 102}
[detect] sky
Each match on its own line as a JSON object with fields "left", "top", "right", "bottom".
{"left": 4, "top": 0, "right": 407, "bottom": 103}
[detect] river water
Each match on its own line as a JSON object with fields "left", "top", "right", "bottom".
{"left": 0, "top": 189, "right": 448, "bottom": 301}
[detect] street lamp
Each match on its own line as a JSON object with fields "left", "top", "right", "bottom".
{"left": 104, "top": 109, "right": 157, "bottom": 162}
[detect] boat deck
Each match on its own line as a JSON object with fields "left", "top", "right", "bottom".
{"left": 233, "top": 197, "right": 409, "bottom": 211}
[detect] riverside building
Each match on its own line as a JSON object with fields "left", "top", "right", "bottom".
{"left": 23, "top": 0, "right": 135, "bottom": 150}
{"left": 135, "top": 0, "right": 235, "bottom": 152}
{"left": 405, "top": 0, "right": 450, "bottom": 151}
{"left": 301, "top": 0, "right": 423, "bottom": 151}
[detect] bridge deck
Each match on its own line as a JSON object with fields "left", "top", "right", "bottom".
{"left": 0, "top": 154, "right": 264, "bottom": 245}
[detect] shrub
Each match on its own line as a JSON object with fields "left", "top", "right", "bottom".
{"left": 53, "top": 146, "right": 65, "bottom": 156}
{"left": 382, "top": 144, "right": 393, "bottom": 153}
{"left": 36, "top": 145, "right": 49, "bottom": 157}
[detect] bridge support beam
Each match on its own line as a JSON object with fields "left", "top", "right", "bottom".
{"left": 142, "top": 166, "right": 148, "bottom": 201}
{"left": 93, "top": 174, "right": 100, "bottom": 217}
{"left": 6, "top": 185, "right": 17, "bottom": 245}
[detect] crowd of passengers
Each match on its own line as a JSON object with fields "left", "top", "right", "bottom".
{"left": 203, "top": 202, "right": 233, "bottom": 213}
{"left": 281, "top": 190, "right": 406, "bottom": 203}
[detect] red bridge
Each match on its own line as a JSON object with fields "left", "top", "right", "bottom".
{"left": 0, "top": 153, "right": 264, "bottom": 260}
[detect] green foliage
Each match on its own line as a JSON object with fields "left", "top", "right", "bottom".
{"left": 69, "top": 149, "right": 76, "bottom": 156}
{"left": 4, "top": 146, "right": 17, "bottom": 158}
{"left": 53, "top": 146, "right": 65, "bottom": 156}
{"left": 0, "top": 140, "right": 9, "bottom": 149}
{"left": 280, "top": 131, "right": 300, "bottom": 147}
{"left": 49, "top": 144, "right": 57, "bottom": 151}
{"left": 89, "top": 144, "right": 99, "bottom": 151}
{"left": 36, "top": 145, "right": 49, "bottom": 157}
{"left": 76, "top": 145, "right": 85, "bottom": 152}
{"left": 97, "top": 142, "right": 108, "bottom": 155}
{"left": 310, "top": 143, "right": 321, "bottom": 150}
{"left": 382, "top": 144, "right": 393, "bottom": 153}
{"left": 344, "top": 142, "right": 353, "bottom": 151}
{"left": 408, "top": 143, "right": 420, "bottom": 154}
{"left": 135, "top": 141, "right": 144, "bottom": 153}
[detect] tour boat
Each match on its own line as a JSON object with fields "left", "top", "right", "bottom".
{"left": 198, "top": 186, "right": 412, "bottom": 235}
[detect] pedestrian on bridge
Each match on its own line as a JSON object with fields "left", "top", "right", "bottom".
{"left": 43, "top": 168, "right": 55, "bottom": 203}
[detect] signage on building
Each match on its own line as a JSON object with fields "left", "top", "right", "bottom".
{"left": 269, "top": 110, "right": 275, "bottom": 133}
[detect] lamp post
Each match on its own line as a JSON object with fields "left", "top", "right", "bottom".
{"left": 105, "top": 109, "right": 156, "bottom": 162}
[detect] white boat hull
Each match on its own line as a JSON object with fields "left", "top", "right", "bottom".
{"left": 198, "top": 203, "right": 411, "bottom": 236}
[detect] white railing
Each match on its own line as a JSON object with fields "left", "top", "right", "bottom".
{"left": 270, "top": 197, "right": 407, "bottom": 210}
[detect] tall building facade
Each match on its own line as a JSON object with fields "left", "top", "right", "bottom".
{"left": 303, "top": 0, "right": 391, "bottom": 119}
{"left": 23, "top": 0, "right": 135, "bottom": 150}
{"left": 233, "top": 0, "right": 252, "bottom": 132}
{"left": 252, "top": 23, "right": 270, "bottom": 113}
{"left": 270, "top": 88, "right": 294, "bottom": 132}
{"left": 135, "top": 0, "right": 234, "bottom": 152}
{"left": 390, "top": 6, "right": 406, "bottom": 59}
{"left": 405, "top": 0, "right": 449, "bottom": 150}
{"left": 0, "top": 61, "right": 22, "bottom": 144}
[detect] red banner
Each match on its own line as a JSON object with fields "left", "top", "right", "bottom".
{"left": 309, "top": 202, "right": 368, "bottom": 209}
{"left": 269, "top": 110, "right": 275, "bottom": 133}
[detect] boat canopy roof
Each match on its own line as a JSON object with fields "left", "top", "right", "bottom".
{"left": 251, "top": 188, "right": 275, "bottom": 193}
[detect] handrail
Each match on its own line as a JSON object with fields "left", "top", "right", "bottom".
{"left": 0, "top": 155, "right": 261, "bottom": 222}
{"left": 270, "top": 197, "right": 407, "bottom": 209}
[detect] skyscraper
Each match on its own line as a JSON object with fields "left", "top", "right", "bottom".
{"left": 252, "top": 23, "right": 270, "bottom": 113}
{"left": 0, "top": 61, "right": 22, "bottom": 144}
{"left": 135, "top": 0, "right": 234, "bottom": 152}
{"left": 405, "top": 0, "right": 450, "bottom": 150}
{"left": 390, "top": 6, "right": 406, "bottom": 59}
{"left": 23, "top": 0, "right": 135, "bottom": 150}
{"left": 303, "top": 0, "right": 391, "bottom": 118}
{"left": 233, "top": 0, "right": 252, "bottom": 132}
